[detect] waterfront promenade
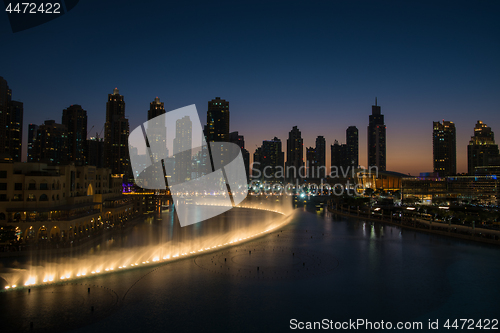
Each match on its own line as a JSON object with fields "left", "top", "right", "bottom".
{"left": 328, "top": 204, "right": 500, "bottom": 245}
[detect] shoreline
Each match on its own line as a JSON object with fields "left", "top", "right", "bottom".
{"left": 328, "top": 206, "right": 500, "bottom": 246}
{"left": 0, "top": 214, "right": 148, "bottom": 258}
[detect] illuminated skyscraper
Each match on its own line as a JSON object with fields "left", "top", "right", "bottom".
{"left": 148, "top": 96, "right": 165, "bottom": 120}
{"left": 261, "top": 137, "right": 284, "bottom": 181}
{"left": 367, "top": 98, "right": 386, "bottom": 171}
{"left": 0, "top": 76, "right": 23, "bottom": 162}
{"left": 207, "top": 97, "right": 229, "bottom": 142}
{"left": 173, "top": 116, "right": 192, "bottom": 183}
{"left": 62, "top": 104, "right": 87, "bottom": 165}
{"left": 146, "top": 97, "right": 167, "bottom": 162}
{"left": 87, "top": 135, "right": 104, "bottom": 168}
{"left": 467, "top": 121, "right": 499, "bottom": 175}
{"left": 104, "top": 88, "right": 130, "bottom": 178}
{"left": 27, "top": 124, "right": 38, "bottom": 162}
{"left": 433, "top": 120, "right": 456, "bottom": 177}
{"left": 33, "top": 120, "right": 68, "bottom": 165}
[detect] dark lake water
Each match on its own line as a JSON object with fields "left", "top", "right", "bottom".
{"left": 1, "top": 205, "right": 499, "bottom": 332}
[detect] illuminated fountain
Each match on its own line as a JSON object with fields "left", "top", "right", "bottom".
{"left": 1, "top": 104, "right": 296, "bottom": 290}
{"left": 0, "top": 196, "right": 293, "bottom": 290}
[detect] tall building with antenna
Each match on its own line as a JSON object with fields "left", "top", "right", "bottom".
{"left": 367, "top": 98, "right": 386, "bottom": 171}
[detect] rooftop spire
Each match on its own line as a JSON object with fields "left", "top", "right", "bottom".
{"left": 375, "top": 97, "right": 377, "bottom": 106}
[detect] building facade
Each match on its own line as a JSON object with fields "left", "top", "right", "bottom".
{"left": 229, "top": 131, "right": 250, "bottom": 181}
{"left": 467, "top": 120, "right": 499, "bottom": 175}
{"left": 402, "top": 174, "right": 499, "bottom": 205}
{"left": 346, "top": 126, "right": 359, "bottom": 168}
{"left": 0, "top": 77, "right": 23, "bottom": 162}
{"left": 207, "top": 97, "right": 229, "bottom": 142}
{"left": 367, "top": 99, "right": 386, "bottom": 171}
{"left": 104, "top": 88, "right": 130, "bottom": 179}
{"left": 27, "top": 124, "right": 38, "bottom": 162}
{"left": 33, "top": 120, "right": 69, "bottom": 165}
{"left": 0, "top": 162, "right": 139, "bottom": 243}
{"left": 62, "top": 104, "right": 88, "bottom": 166}
{"left": 433, "top": 120, "right": 456, "bottom": 177}
{"left": 286, "top": 126, "right": 304, "bottom": 181}
{"left": 315, "top": 136, "right": 326, "bottom": 179}
{"left": 331, "top": 126, "right": 359, "bottom": 174}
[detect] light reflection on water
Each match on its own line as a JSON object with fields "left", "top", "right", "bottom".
{"left": 0, "top": 198, "right": 293, "bottom": 289}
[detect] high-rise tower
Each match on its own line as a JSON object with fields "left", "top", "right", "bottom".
{"left": 367, "top": 98, "right": 386, "bottom": 171}
{"left": 467, "top": 120, "right": 499, "bottom": 175}
{"left": 433, "top": 120, "right": 456, "bottom": 177}
{"left": 286, "top": 126, "right": 304, "bottom": 181}
{"left": 27, "top": 124, "right": 38, "bottom": 162}
{"left": 229, "top": 131, "right": 250, "bottom": 181}
{"left": 33, "top": 120, "right": 68, "bottom": 165}
{"left": 346, "top": 126, "right": 359, "bottom": 168}
{"left": 207, "top": 97, "right": 229, "bottom": 142}
{"left": 0, "top": 77, "right": 23, "bottom": 162}
{"left": 62, "top": 104, "right": 87, "bottom": 165}
{"left": 315, "top": 136, "right": 326, "bottom": 178}
{"left": 146, "top": 97, "right": 167, "bottom": 162}
{"left": 104, "top": 88, "right": 130, "bottom": 178}
{"left": 173, "top": 116, "right": 192, "bottom": 183}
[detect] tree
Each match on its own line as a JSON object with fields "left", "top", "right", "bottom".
{"left": 0, "top": 226, "right": 16, "bottom": 243}
{"left": 364, "top": 188, "right": 374, "bottom": 197}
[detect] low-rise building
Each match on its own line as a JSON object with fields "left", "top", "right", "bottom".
{"left": 0, "top": 162, "right": 140, "bottom": 243}
{"left": 402, "top": 174, "right": 499, "bottom": 205}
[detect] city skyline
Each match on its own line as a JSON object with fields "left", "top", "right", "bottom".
{"left": 1, "top": 1, "right": 499, "bottom": 176}
{"left": 1, "top": 3, "right": 499, "bottom": 332}
{"left": 7, "top": 84, "right": 500, "bottom": 176}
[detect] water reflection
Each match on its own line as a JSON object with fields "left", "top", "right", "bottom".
{"left": 0, "top": 197, "right": 293, "bottom": 289}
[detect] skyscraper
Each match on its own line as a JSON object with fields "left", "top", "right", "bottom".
{"left": 260, "top": 137, "right": 284, "bottom": 181}
{"left": 331, "top": 126, "right": 359, "bottom": 173}
{"left": 87, "top": 135, "right": 105, "bottom": 168}
{"left": 331, "top": 140, "right": 347, "bottom": 171}
{"left": 286, "top": 126, "right": 304, "bottom": 181}
{"left": 315, "top": 136, "right": 326, "bottom": 178}
{"left": 252, "top": 147, "right": 262, "bottom": 179}
{"left": 306, "top": 147, "right": 317, "bottom": 179}
{"left": 433, "top": 120, "right": 456, "bottom": 177}
{"left": 346, "top": 126, "right": 359, "bottom": 168}
{"left": 173, "top": 115, "right": 192, "bottom": 183}
{"left": 229, "top": 131, "right": 250, "bottom": 181}
{"left": 148, "top": 96, "right": 165, "bottom": 120}
{"left": 367, "top": 98, "right": 386, "bottom": 171}
{"left": 33, "top": 120, "right": 68, "bottom": 165}
{"left": 467, "top": 121, "right": 499, "bottom": 175}
{"left": 104, "top": 88, "right": 130, "bottom": 178}
{"left": 207, "top": 97, "right": 229, "bottom": 142}
{"left": 27, "top": 124, "right": 38, "bottom": 162}
{"left": 0, "top": 77, "right": 23, "bottom": 162}
{"left": 62, "top": 104, "right": 87, "bottom": 165}
{"left": 146, "top": 97, "right": 167, "bottom": 163}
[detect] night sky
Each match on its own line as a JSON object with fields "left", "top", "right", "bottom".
{"left": 1, "top": 0, "right": 499, "bottom": 175}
